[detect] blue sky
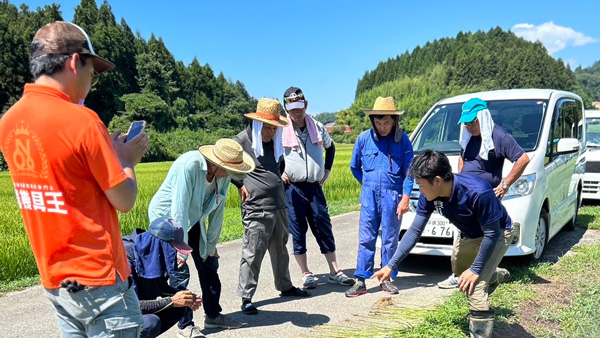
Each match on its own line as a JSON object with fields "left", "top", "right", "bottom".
{"left": 14, "top": 0, "right": 600, "bottom": 114}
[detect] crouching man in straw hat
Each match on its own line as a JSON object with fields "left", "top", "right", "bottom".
{"left": 281, "top": 86, "right": 354, "bottom": 290}
{"left": 148, "top": 139, "right": 255, "bottom": 334}
{"left": 232, "top": 98, "right": 311, "bottom": 315}
{"left": 345, "top": 97, "right": 414, "bottom": 298}
{"left": 373, "top": 150, "right": 515, "bottom": 338}
{"left": 122, "top": 217, "right": 202, "bottom": 338}
{"left": 0, "top": 21, "right": 147, "bottom": 336}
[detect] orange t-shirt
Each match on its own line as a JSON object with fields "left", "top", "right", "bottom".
{"left": 0, "top": 84, "right": 130, "bottom": 289}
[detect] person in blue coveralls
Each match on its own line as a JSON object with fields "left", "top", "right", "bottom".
{"left": 345, "top": 96, "right": 414, "bottom": 297}
{"left": 373, "top": 150, "right": 515, "bottom": 338}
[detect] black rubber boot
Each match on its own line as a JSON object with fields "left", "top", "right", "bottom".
{"left": 468, "top": 308, "right": 495, "bottom": 338}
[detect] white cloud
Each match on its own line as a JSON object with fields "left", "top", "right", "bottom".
{"left": 511, "top": 22, "right": 596, "bottom": 54}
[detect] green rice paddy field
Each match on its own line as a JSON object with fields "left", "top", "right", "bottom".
{"left": 0, "top": 144, "right": 361, "bottom": 285}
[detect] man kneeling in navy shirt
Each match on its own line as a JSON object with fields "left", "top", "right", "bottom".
{"left": 373, "top": 150, "right": 514, "bottom": 338}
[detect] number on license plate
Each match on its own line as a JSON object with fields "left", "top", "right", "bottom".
{"left": 423, "top": 220, "right": 453, "bottom": 237}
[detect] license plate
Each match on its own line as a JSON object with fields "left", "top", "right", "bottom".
{"left": 423, "top": 219, "right": 453, "bottom": 238}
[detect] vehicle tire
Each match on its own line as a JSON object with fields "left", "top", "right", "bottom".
{"left": 564, "top": 187, "right": 581, "bottom": 231}
{"left": 530, "top": 209, "right": 549, "bottom": 263}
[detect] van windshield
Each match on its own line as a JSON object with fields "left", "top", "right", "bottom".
{"left": 586, "top": 117, "right": 600, "bottom": 147}
{"left": 412, "top": 99, "right": 547, "bottom": 154}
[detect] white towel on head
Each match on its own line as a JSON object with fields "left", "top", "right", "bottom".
{"left": 252, "top": 120, "right": 264, "bottom": 158}
{"left": 459, "top": 108, "right": 495, "bottom": 160}
{"left": 252, "top": 120, "right": 284, "bottom": 162}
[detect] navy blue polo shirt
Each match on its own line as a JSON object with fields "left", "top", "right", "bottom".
{"left": 461, "top": 125, "right": 525, "bottom": 187}
{"left": 417, "top": 174, "right": 512, "bottom": 238}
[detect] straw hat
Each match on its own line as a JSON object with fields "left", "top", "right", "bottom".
{"left": 364, "top": 96, "right": 405, "bottom": 116}
{"left": 199, "top": 139, "right": 255, "bottom": 174}
{"left": 244, "top": 98, "right": 289, "bottom": 127}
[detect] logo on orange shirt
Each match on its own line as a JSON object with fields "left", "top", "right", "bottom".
{"left": 3, "top": 121, "right": 49, "bottom": 179}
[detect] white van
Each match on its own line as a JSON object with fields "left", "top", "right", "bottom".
{"left": 404, "top": 89, "right": 585, "bottom": 261}
{"left": 582, "top": 110, "right": 600, "bottom": 200}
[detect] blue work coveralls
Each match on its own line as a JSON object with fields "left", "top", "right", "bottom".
{"left": 350, "top": 129, "right": 414, "bottom": 279}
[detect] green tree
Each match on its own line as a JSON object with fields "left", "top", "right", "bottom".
{"left": 147, "top": 35, "right": 180, "bottom": 103}
{"left": 136, "top": 52, "right": 177, "bottom": 105}
{"left": 72, "top": 0, "right": 98, "bottom": 35}
{"left": 182, "top": 58, "right": 216, "bottom": 114}
{"left": 0, "top": 1, "right": 27, "bottom": 112}
{"left": 575, "top": 60, "right": 600, "bottom": 101}
{"left": 84, "top": 0, "right": 130, "bottom": 124}
{"left": 119, "top": 92, "right": 172, "bottom": 131}
{"left": 0, "top": 2, "right": 63, "bottom": 113}
{"left": 313, "top": 112, "right": 337, "bottom": 124}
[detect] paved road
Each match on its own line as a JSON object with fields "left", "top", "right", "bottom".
{"left": 1, "top": 211, "right": 593, "bottom": 338}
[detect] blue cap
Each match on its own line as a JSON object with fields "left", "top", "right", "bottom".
{"left": 458, "top": 98, "right": 488, "bottom": 124}
{"left": 148, "top": 217, "right": 193, "bottom": 255}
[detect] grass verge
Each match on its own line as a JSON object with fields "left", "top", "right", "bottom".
{"left": 311, "top": 205, "right": 600, "bottom": 337}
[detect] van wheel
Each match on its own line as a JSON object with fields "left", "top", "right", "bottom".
{"left": 530, "top": 209, "right": 549, "bottom": 262}
{"left": 564, "top": 188, "right": 581, "bottom": 231}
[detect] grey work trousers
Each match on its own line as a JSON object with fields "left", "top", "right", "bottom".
{"left": 238, "top": 208, "right": 294, "bottom": 299}
{"left": 451, "top": 228, "right": 515, "bottom": 311}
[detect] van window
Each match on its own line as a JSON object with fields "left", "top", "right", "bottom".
{"left": 587, "top": 117, "right": 600, "bottom": 147}
{"left": 412, "top": 100, "right": 547, "bottom": 154}
{"left": 546, "top": 99, "right": 583, "bottom": 163}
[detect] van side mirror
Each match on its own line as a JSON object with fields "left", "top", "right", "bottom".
{"left": 555, "top": 138, "right": 580, "bottom": 155}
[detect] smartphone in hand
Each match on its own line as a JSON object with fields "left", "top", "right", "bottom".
{"left": 126, "top": 121, "right": 146, "bottom": 142}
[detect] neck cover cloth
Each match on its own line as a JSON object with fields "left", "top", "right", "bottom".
{"left": 133, "top": 232, "right": 177, "bottom": 280}
{"left": 459, "top": 108, "right": 495, "bottom": 160}
{"left": 251, "top": 120, "right": 284, "bottom": 162}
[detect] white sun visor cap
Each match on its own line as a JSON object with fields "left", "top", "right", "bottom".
{"left": 285, "top": 100, "right": 306, "bottom": 110}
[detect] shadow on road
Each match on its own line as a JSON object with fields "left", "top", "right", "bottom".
{"left": 203, "top": 310, "right": 330, "bottom": 334}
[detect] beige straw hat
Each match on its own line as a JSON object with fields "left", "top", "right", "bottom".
{"left": 364, "top": 96, "right": 405, "bottom": 116}
{"left": 199, "top": 138, "right": 255, "bottom": 174}
{"left": 244, "top": 98, "right": 289, "bottom": 127}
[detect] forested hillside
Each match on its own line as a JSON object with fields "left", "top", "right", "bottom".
{"left": 336, "top": 27, "right": 592, "bottom": 140}
{"left": 575, "top": 60, "right": 600, "bottom": 101}
{"left": 0, "top": 0, "right": 256, "bottom": 166}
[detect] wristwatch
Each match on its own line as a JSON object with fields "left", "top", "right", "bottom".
{"left": 502, "top": 180, "right": 509, "bottom": 190}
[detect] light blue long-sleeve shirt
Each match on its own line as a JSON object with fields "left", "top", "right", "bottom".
{"left": 148, "top": 151, "right": 230, "bottom": 260}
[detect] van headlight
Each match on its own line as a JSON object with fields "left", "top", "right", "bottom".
{"left": 505, "top": 173, "right": 536, "bottom": 197}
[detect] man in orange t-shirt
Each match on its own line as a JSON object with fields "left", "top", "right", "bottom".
{"left": 0, "top": 21, "right": 148, "bottom": 337}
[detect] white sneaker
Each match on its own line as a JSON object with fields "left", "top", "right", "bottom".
{"left": 328, "top": 270, "right": 355, "bottom": 286}
{"left": 437, "top": 273, "right": 459, "bottom": 289}
{"left": 302, "top": 272, "right": 316, "bottom": 289}
{"left": 177, "top": 325, "right": 204, "bottom": 338}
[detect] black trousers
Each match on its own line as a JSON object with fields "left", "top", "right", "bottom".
{"left": 188, "top": 221, "right": 223, "bottom": 319}
{"left": 141, "top": 307, "right": 187, "bottom": 338}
